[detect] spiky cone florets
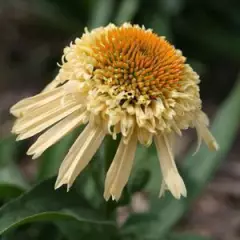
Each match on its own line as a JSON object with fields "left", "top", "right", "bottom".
{"left": 10, "top": 23, "right": 218, "bottom": 201}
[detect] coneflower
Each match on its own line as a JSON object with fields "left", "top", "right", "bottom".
{"left": 10, "top": 23, "right": 218, "bottom": 201}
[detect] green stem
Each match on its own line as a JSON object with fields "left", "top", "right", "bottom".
{"left": 102, "top": 135, "right": 120, "bottom": 218}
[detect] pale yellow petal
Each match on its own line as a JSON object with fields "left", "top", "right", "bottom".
{"left": 193, "top": 125, "right": 202, "bottom": 155}
{"left": 195, "top": 122, "right": 219, "bottom": 151}
{"left": 15, "top": 103, "right": 83, "bottom": 140}
{"left": 55, "top": 124, "right": 105, "bottom": 190}
{"left": 152, "top": 99, "right": 164, "bottom": 117}
{"left": 120, "top": 115, "right": 135, "bottom": 144}
{"left": 104, "top": 141, "right": 124, "bottom": 201}
{"left": 104, "top": 132, "right": 137, "bottom": 201}
{"left": 137, "top": 127, "right": 152, "bottom": 147}
{"left": 10, "top": 87, "right": 65, "bottom": 117}
{"left": 11, "top": 80, "right": 83, "bottom": 118}
{"left": 27, "top": 110, "right": 89, "bottom": 158}
{"left": 13, "top": 94, "right": 81, "bottom": 133}
{"left": 154, "top": 134, "right": 187, "bottom": 199}
{"left": 159, "top": 181, "right": 167, "bottom": 198}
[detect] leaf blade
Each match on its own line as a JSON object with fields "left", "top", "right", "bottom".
{"left": 0, "top": 178, "right": 115, "bottom": 235}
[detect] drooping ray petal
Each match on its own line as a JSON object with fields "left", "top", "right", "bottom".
{"left": 55, "top": 124, "right": 105, "bottom": 189}
{"left": 15, "top": 103, "right": 83, "bottom": 140}
{"left": 154, "top": 134, "right": 187, "bottom": 199}
{"left": 104, "top": 132, "right": 137, "bottom": 201}
{"left": 27, "top": 110, "right": 89, "bottom": 158}
{"left": 10, "top": 87, "right": 66, "bottom": 117}
{"left": 195, "top": 121, "right": 219, "bottom": 151}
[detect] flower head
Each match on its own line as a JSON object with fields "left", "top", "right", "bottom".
{"left": 11, "top": 23, "right": 218, "bottom": 201}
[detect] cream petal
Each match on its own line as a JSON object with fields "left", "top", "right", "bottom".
{"left": 195, "top": 122, "right": 219, "bottom": 151}
{"left": 171, "top": 120, "right": 182, "bottom": 136}
{"left": 27, "top": 110, "right": 89, "bottom": 158}
{"left": 15, "top": 103, "right": 83, "bottom": 140}
{"left": 104, "top": 142, "right": 125, "bottom": 201}
{"left": 154, "top": 134, "right": 187, "bottom": 199}
{"left": 135, "top": 105, "right": 146, "bottom": 127}
{"left": 159, "top": 180, "right": 167, "bottom": 197}
{"left": 10, "top": 87, "right": 65, "bottom": 117}
{"left": 120, "top": 115, "right": 135, "bottom": 144}
{"left": 11, "top": 81, "right": 83, "bottom": 118}
{"left": 55, "top": 124, "right": 105, "bottom": 190}
{"left": 137, "top": 128, "right": 152, "bottom": 147}
{"left": 13, "top": 94, "right": 81, "bottom": 132}
{"left": 193, "top": 125, "right": 202, "bottom": 156}
{"left": 144, "top": 107, "right": 156, "bottom": 131}
{"left": 104, "top": 133, "right": 137, "bottom": 201}
{"left": 152, "top": 99, "right": 164, "bottom": 117}
{"left": 56, "top": 124, "right": 93, "bottom": 178}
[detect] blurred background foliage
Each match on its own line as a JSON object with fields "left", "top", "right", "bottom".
{"left": 0, "top": 0, "right": 240, "bottom": 240}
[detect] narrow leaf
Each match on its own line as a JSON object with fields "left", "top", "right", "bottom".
{"left": 88, "top": 0, "right": 114, "bottom": 29}
{"left": 0, "top": 178, "right": 115, "bottom": 235}
{"left": 0, "top": 136, "right": 29, "bottom": 198}
{"left": 114, "top": 0, "right": 140, "bottom": 25}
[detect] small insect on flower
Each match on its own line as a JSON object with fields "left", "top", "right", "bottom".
{"left": 10, "top": 23, "right": 218, "bottom": 201}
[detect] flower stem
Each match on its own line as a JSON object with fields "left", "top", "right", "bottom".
{"left": 102, "top": 135, "right": 120, "bottom": 218}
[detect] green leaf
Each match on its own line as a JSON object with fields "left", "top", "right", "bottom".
{"left": 56, "top": 219, "right": 118, "bottom": 240}
{"left": 0, "top": 166, "right": 29, "bottom": 199}
{"left": 0, "top": 136, "right": 29, "bottom": 199}
{"left": 168, "top": 233, "right": 212, "bottom": 240}
{"left": 4, "top": 223, "right": 62, "bottom": 240}
{"left": 22, "top": 1, "right": 82, "bottom": 33}
{"left": 160, "top": 0, "right": 184, "bottom": 16}
{"left": 0, "top": 135, "right": 22, "bottom": 165}
{"left": 0, "top": 177, "right": 116, "bottom": 236}
{"left": 88, "top": 0, "right": 115, "bottom": 29}
{"left": 121, "top": 78, "right": 240, "bottom": 239}
{"left": 129, "top": 169, "right": 151, "bottom": 193}
{"left": 114, "top": 0, "right": 140, "bottom": 25}
{"left": 133, "top": 144, "right": 161, "bottom": 194}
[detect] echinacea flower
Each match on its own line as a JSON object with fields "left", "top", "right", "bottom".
{"left": 10, "top": 23, "right": 218, "bottom": 201}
